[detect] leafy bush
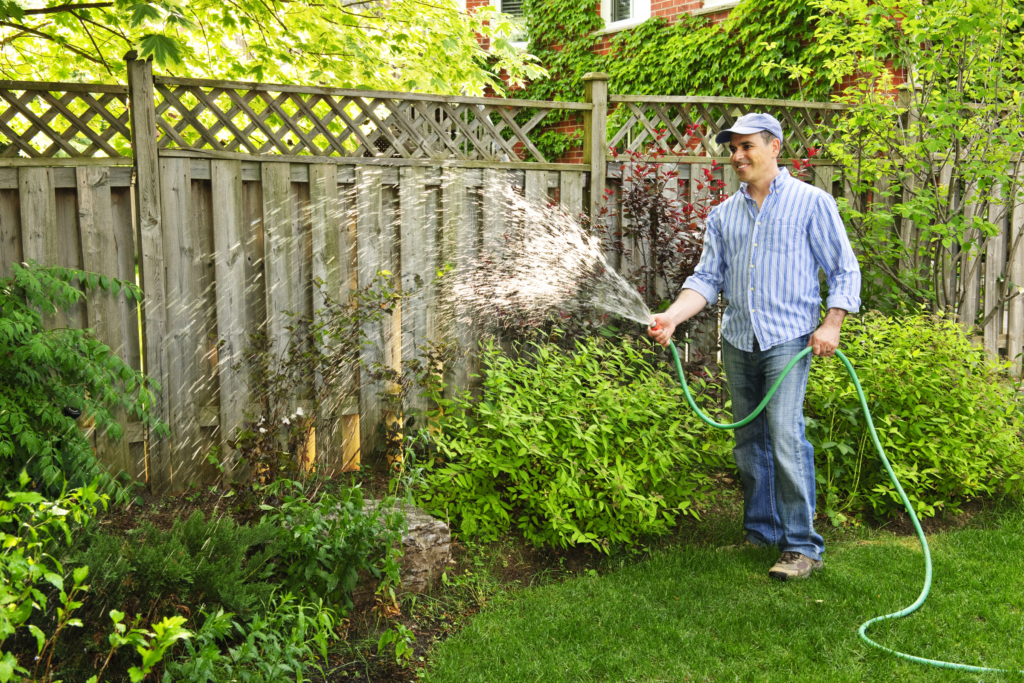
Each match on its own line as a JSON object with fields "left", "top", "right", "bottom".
{"left": 807, "top": 310, "right": 1024, "bottom": 522}
{"left": 0, "top": 475, "right": 105, "bottom": 679}
{"left": 258, "top": 479, "right": 405, "bottom": 609}
{"left": 163, "top": 594, "right": 337, "bottom": 683}
{"left": 416, "top": 338, "right": 732, "bottom": 551}
{"left": 233, "top": 269, "right": 437, "bottom": 484}
{"left": 0, "top": 262, "right": 164, "bottom": 491}
{"left": 76, "top": 481, "right": 406, "bottom": 618}
{"left": 75, "top": 510, "right": 279, "bottom": 619}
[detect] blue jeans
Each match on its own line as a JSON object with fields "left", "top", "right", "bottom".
{"left": 721, "top": 334, "right": 824, "bottom": 560}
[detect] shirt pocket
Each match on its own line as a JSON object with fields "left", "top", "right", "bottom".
{"left": 766, "top": 219, "right": 804, "bottom": 253}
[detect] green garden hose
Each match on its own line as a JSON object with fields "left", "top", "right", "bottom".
{"left": 664, "top": 339, "right": 1018, "bottom": 675}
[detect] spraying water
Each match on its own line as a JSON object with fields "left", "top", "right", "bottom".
{"left": 444, "top": 179, "right": 654, "bottom": 331}
{"left": 155, "top": 169, "right": 656, "bottom": 475}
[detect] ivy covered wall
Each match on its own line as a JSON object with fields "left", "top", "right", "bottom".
{"left": 510, "top": 0, "right": 833, "bottom": 162}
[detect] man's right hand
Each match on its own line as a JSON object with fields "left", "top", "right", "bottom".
{"left": 646, "top": 289, "right": 709, "bottom": 348}
{"left": 648, "top": 313, "right": 677, "bottom": 348}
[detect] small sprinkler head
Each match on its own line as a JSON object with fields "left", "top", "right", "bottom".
{"left": 649, "top": 320, "right": 662, "bottom": 333}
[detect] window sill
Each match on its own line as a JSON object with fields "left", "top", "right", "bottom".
{"left": 485, "top": 38, "right": 529, "bottom": 51}
{"left": 596, "top": 17, "right": 649, "bottom": 35}
{"left": 691, "top": 0, "right": 741, "bottom": 16}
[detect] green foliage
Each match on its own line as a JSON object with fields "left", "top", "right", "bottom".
{"left": 88, "top": 612, "right": 191, "bottom": 683}
{"left": 75, "top": 510, "right": 279, "bottom": 619}
{"left": 234, "top": 268, "right": 444, "bottom": 483}
{"left": 806, "top": 310, "right": 1024, "bottom": 523}
{"left": 0, "top": 262, "right": 165, "bottom": 492}
{"left": 377, "top": 623, "right": 416, "bottom": 666}
{"left": 602, "top": 0, "right": 831, "bottom": 101}
{"left": 163, "top": 594, "right": 337, "bottom": 683}
{"left": 0, "top": 0, "right": 544, "bottom": 96}
{"left": 258, "top": 479, "right": 406, "bottom": 609}
{"left": 515, "top": 0, "right": 832, "bottom": 160}
{"left": 417, "top": 338, "right": 732, "bottom": 551}
{"left": 514, "top": 0, "right": 831, "bottom": 160}
{"left": 814, "top": 0, "right": 1024, "bottom": 315}
{"left": 0, "top": 477, "right": 106, "bottom": 682}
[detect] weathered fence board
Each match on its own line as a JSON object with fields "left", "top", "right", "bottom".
{"left": 1008, "top": 201, "right": 1024, "bottom": 373}
{"left": 211, "top": 159, "right": 247, "bottom": 483}
{"left": 77, "top": 166, "right": 132, "bottom": 477}
{"left": 19, "top": 167, "right": 58, "bottom": 272}
{"left": 160, "top": 157, "right": 204, "bottom": 488}
{"left": 356, "top": 166, "right": 386, "bottom": 458}
{"left": 0, "top": 189, "right": 20, "bottom": 280}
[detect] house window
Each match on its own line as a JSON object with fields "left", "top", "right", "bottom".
{"left": 611, "top": 0, "right": 631, "bottom": 22}
{"left": 490, "top": 0, "right": 528, "bottom": 48}
{"left": 499, "top": 0, "right": 524, "bottom": 16}
{"left": 599, "top": 0, "right": 650, "bottom": 33}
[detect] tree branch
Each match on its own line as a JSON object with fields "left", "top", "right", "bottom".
{"left": 73, "top": 10, "right": 112, "bottom": 76}
{"left": 0, "top": 21, "right": 106, "bottom": 65}
{"left": 22, "top": 3, "right": 113, "bottom": 15}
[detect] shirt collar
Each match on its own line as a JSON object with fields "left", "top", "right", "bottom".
{"left": 739, "top": 167, "right": 790, "bottom": 199}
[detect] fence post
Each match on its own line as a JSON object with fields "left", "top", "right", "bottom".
{"left": 582, "top": 72, "right": 609, "bottom": 220}
{"left": 125, "top": 51, "right": 172, "bottom": 493}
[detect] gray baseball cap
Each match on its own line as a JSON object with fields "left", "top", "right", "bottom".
{"left": 714, "top": 112, "right": 785, "bottom": 145}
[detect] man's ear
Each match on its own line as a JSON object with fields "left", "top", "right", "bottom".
{"left": 773, "top": 137, "right": 781, "bottom": 160}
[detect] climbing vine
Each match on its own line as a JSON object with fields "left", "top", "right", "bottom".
{"left": 516, "top": 0, "right": 832, "bottom": 159}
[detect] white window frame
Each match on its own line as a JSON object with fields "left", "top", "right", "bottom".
{"left": 489, "top": 0, "right": 528, "bottom": 50}
{"left": 692, "top": 0, "right": 742, "bottom": 15}
{"left": 598, "top": 0, "right": 651, "bottom": 35}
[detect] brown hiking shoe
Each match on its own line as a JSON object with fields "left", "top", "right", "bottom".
{"left": 768, "top": 551, "right": 823, "bottom": 581}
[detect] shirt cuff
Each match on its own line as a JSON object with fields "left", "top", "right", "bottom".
{"left": 681, "top": 276, "right": 720, "bottom": 306}
{"left": 826, "top": 294, "right": 860, "bottom": 314}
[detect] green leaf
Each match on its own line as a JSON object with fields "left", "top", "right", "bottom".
{"left": 136, "top": 33, "right": 185, "bottom": 66}
{"left": 127, "top": 2, "right": 162, "bottom": 27}
{"left": 0, "top": 651, "right": 20, "bottom": 682}
{"left": 28, "top": 625, "right": 45, "bottom": 654}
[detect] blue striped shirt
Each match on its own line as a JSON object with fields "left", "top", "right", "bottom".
{"left": 682, "top": 168, "right": 861, "bottom": 352}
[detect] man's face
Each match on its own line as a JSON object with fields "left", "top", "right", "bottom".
{"left": 728, "top": 132, "right": 779, "bottom": 185}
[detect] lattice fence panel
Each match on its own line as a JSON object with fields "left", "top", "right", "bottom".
{"left": 608, "top": 98, "right": 845, "bottom": 159}
{"left": 153, "top": 79, "right": 571, "bottom": 162}
{"left": 0, "top": 83, "right": 131, "bottom": 158}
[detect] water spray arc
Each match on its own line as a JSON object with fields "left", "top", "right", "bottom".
{"left": 652, "top": 322, "right": 1022, "bottom": 675}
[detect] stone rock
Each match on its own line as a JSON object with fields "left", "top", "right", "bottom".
{"left": 351, "top": 499, "right": 451, "bottom": 608}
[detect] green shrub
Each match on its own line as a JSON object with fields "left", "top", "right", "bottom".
{"left": 75, "top": 510, "right": 279, "bottom": 620}
{"left": 0, "top": 262, "right": 164, "bottom": 492}
{"left": 0, "top": 476, "right": 106, "bottom": 680}
{"left": 162, "top": 593, "right": 337, "bottom": 683}
{"left": 416, "top": 338, "right": 732, "bottom": 551}
{"left": 258, "top": 479, "right": 405, "bottom": 609}
{"left": 806, "top": 310, "right": 1024, "bottom": 522}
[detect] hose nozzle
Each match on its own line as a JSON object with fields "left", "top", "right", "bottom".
{"left": 649, "top": 320, "right": 662, "bottom": 333}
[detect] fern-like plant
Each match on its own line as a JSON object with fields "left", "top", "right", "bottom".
{"left": 0, "top": 261, "right": 166, "bottom": 492}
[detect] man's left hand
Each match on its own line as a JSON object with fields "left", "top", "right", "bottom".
{"left": 808, "top": 322, "right": 841, "bottom": 357}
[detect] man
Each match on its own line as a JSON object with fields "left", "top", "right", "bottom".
{"left": 648, "top": 113, "right": 861, "bottom": 581}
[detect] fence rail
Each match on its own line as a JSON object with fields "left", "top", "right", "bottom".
{"left": 608, "top": 95, "right": 845, "bottom": 160}
{"left": 0, "top": 65, "right": 1020, "bottom": 494}
{"left": 153, "top": 77, "right": 590, "bottom": 164}
{"left": 0, "top": 81, "right": 131, "bottom": 159}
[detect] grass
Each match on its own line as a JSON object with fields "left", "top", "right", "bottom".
{"left": 424, "top": 505, "right": 1024, "bottom": 682}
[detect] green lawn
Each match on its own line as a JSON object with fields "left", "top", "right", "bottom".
{"left": 425, "top": 511, "right": 1024, "bottom": 682}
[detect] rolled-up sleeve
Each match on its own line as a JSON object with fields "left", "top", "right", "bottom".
{"left": 808, "top": 194, "right": 861, "bottom": 313}
{"left": 682, "top": 211, "right": 725, "bottom": 306}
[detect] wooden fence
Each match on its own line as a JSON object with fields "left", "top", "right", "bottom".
{"left": 0, "top": 64, "right": 1016, "bottom": 492}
